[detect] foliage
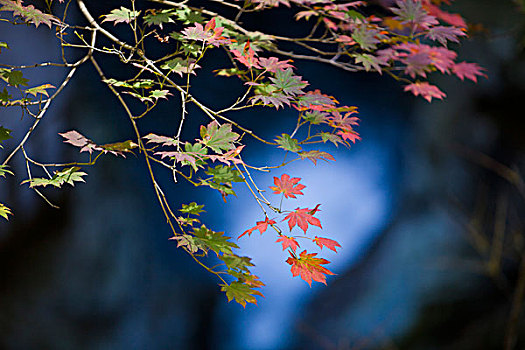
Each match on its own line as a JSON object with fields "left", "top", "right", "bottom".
{"left": 0, "top": 0, "right": 483, "bottom": 306}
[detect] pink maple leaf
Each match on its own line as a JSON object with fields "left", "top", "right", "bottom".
{"left": 404, "top": 82, "right": 446, "bottom": 102}
{"left": 453, "top": 62, "right": 486, "bottom": 82}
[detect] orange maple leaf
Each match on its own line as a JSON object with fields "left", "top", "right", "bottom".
{"left": 276, "top": 235, "right": 300, "bottom": 252}
{"left": 286, "top": 250, "right": 335, "bottom": 286}
{"left": 270, "top": 174, "right": 306, "bottom": 199}
{"left": 239, "top": 217, "right": 276, "bottom": 238}
{"left": 313, "top": 236, "right": 341, "bottom": 252}
{"left": 283, "top": 206, "right": 322, "bottom": 233}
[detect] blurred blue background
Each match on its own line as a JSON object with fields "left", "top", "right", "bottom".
{"left": 1, "top": 1, "right": 525, "bottom": 349}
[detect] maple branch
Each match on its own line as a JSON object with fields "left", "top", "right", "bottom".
{"left": 2, "top": 29, "right": 96, "bottom": 167}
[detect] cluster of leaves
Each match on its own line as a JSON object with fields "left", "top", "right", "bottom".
{"left": 241, "top": 174, "right": 341, "bottom": 286}
{"left": 0, "top": 0, "right": 483, "bottom": 306}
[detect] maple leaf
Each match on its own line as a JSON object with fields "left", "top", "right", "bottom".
{"left": 391, "top": 0, "right": 438, "bottom": 31}
{"left": 313, "top": 236, "right": 341, "bottom": 252}
{"left": 161, "top": 57, "right": 201, "bottom": 77}
{"left": 200, "top": 121, "right": 239, "bottom": 153}
{"left": 192, "top": 225, "right": 239, "bottom": 255}
{"left": 354, "top": 53, "right": 386, "bottom": 74}
{"left": 182, "top": 18, "right": 229, "bottom": 47}
{"left": 337, "top": 129, "right": 361, "bottom": 144}
{"left": 270, "top": 174, "right": 306, "bottom": 199}
{"left": 276, "top": 235, "right": 300, "bottom": 253}
{"left": 219, "top": 253, "right": 255, "bottom": 273}
{"left": 298, "top": 150, "right": 335, "bottom": 165}
{"left": 59, "top": 130, "right": 91, "bottom": 149}
{"left": 231, "top": 42, "right": 260, "bottom": 69}
{"left": 170, "top": 234, "right": 201, "bottom": 253}
{"left": 0, "top": 165, "right": 13, "bottom": 177}
{"left": 351, "top": 25, "right": 380, "bottom": 51}
{"left": 258, "top": 57, "right": 293, "bottom": 73}
{"left": 154, "top": 151, "right": 200, "bottom": 169}
{"left": 102, "top": 7, "right": 140, "bottom": 25}
{"left": 179, "top": 202, "right": 205, "bottom": 215}
{"left": 283, "top": 207, "right": 322, "bottom": 233}
{"left": 453, "top": 62, "right": 486, "bottom": 82}
{"left": 239, "top": 217, "right": 276, "bottom": 238}
{"left": 24, "top": 84, "right": 55, "bottom": 97}
{"left": 149, "top": 90, "right": 172, "bottom": 101}
{"left": 320, "top": 132, "right": 345, "bottom": 147}
{"left": 0, "top": 0, "right": 61, "bottom": 28}
{"left": 0, "top": 202, "right": 12, "bottom": 220}
{"left": 269, "top": 68, "right": 308, "bottom": 96}
{"left": 23, "top": 167, "right": 87, "bottom": 188}
{"left": 404, "top": 82, "right": 446, "bottom": 102}
{"left": 220, "top": 281, "right": 263, "bottom": 307}
{"left": 0, "top": 126, "right": 12, "bottom": 144}
{"left": 0, "top": 87, "right": 12, "bottom": 104}
{"left": 425, "top": 26, "right": 466, "bottom": 46}
{"left": 302, "top": 110, "right": 329, "bottom": 124}
{"left": 1, "top": 70, "right": 28, "bottom": 87}
{"left": 209, "top": 143, "right": 244, "bottom": 162}
{"left": 60, "top": 130, "right": 136, "bottom": 157}
{"left": 143, "top": 134, "right": 180, "bottom": 147}
{"left": 286, "top": 250, "right": 335, "bottom": 286}
{"left": 143, "top": 9, "right": 175, "bottom": 29}
{"left": 251, "top": 92, "right": 291, "bottom": 109}
{"left": 98, "top": 140, "right": 138, "bottom": 157}
{"left": 295, "top": 90, "right": 337, "bottom": 111}
{"left": 275, "top": 133, "right": 302, "bottom": 153}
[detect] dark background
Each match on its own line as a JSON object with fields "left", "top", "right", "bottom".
{"left": 1, "top": 0, "right": 525, "bottom": 349}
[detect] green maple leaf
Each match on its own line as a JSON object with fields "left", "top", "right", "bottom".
{"left": 205, "top": 165, "right": 243, "bottom": 183}
{"left": 320, "top": 132, "right": 345, "bottom": 147}
{"left": 351, "top": 25, "right": 380, "bottom": 51}
{"left": 175, "top": 7, "right": 204, "bottom": 24}
{"left": 101, "top": 7, "right": 140, "bottom": 25}
{"left": 0, "top": 202, "right": 12, "bottom": 220}
{"left": 354, "top": 53, "right": 384, "bottom": 73}
{"left": 219, "top": 253, "right": 254, "bottom": 273}
{"left": 144, "top": 9, "right": 175, "bottom": 28}
{"left": 4, "top": 70, "right": 28, "bottom": 87}
{"left": 0, "top": 87, "right": 11, "bottom": 104}
{"left": 192, "top": 225, "right": 239, "bottom": 255}
{"left": 269, "top": 68, "right": 307, "bottom": 96}
{"left": 220, "top": 281, "right": 263, "bottom": 307}
{"left": 0, "top": 126, "right": 12, "bottom": 144}
{"left": 179, "top": 202, "right": 205, "bottom": 215}
{"left": 0, "top": 165, "right": 13, "bottom": 177}
{"left": 99, "top": 140, "right": 138, "bottom": 155}
{"left": 200, "top": 122, "right": 239, "bottom": 153}
{"left": 0, "top": 0, "right": 60, "bottom": 28}
{"left": 275, "top": 133, "right": 302, "bottom": 152}
{"left": 23, "top": 167, "right": 87, "bottom": 188}
{"left": 302, "top": 110, "right": 328, "bottom": 125}
{"left": 149, "top": 89, "right": 172, "bottom": 101}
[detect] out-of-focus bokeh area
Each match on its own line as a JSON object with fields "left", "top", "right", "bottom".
{"left": 2, "top": 1, "right": 525, "bottom": 349}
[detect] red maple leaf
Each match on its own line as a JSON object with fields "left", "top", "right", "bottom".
{"left": 286, "top": 250, "right": 335, "bottom": 286}
{"left": 230, "top": 41, "right": 260, "bottom": 69}
{"left": 337, "top": 129, "right": 361, "bottom": 144}
{"left": 283, "top": 206, "right": 322, "bottom": 233}
{"left": 313, "top": 236, "right": 341, "bottom": 252}
{"left": 239, "top": 217, "right": 276, "bottom": 238}
{"left": 270, "top": 174, "right": 306, "bottom": 199}
{"left": 276, "top": 235, "right": 300, "bottom": 252}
